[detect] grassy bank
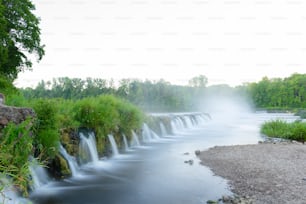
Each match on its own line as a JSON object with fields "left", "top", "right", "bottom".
{"left": 261, "top": 120, "right": 306, "bottom": 142}
{"left": 1, "top": 92, "right": 144, "bottom": 196}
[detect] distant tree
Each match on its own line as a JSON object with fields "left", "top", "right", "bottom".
{"left": 0, "top": 0, "right": 45, "bottom": 80}
{"left": 188, "top": 75, "right": 208, "bottom": 88}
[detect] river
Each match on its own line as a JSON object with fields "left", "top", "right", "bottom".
{"left": 29, "top": 112, "right": 299, "bottom": 204}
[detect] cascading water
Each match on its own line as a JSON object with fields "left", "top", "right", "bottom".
{"left": 183, "top": 116, "right": 193, "bottom": 128}
{"left": 29, "top": 158, "right": 50, "bottom": 189}
{"left": 143, "top": 123, "right": 160, "bottom": 142}
{"left": 170, "top": 120, "right": 178, "bottom": 134}
{"left": 59, "top": 144, "right": 79, "bottom": 177}
{"left": 108, "top": 134, "right": 119, "bottom": 157}
{"left": 79, "top": 132, "right": 99, "bottom": 164}
{"left": 151, "top": 129, "right": 160, "bottom": 140}
{"left": 122, "top": 134, "right": 129, "bottom": 151}
{"left": 131, "top": 130, "right": 141, "bottom": 147}
{"left": 175, "top": 117, "right": 185, "bottom": 130}
{"left": 160, "top": 122, "right": 168, "bottom": 137}
{"left": 142, "top": 123, "right": 152, "bottom": 142}
{"left": 0, "top": 176, "right": 30, "bottom": 204}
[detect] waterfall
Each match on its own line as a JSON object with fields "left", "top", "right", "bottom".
{"left": 160, "top": 122, "right": 168, "bottom": 137}
{"left": 170, "top": 120, "right": 178, "bottom": 134}
{"left": 178, "top": 117, "right": 186, "bottom": 129}
{"left": 0, "top": 176, "right": 31, "bottom": 204}
{"left": 59, "top": 144, "right": 79, "bottom": 177}
{"left": 79, "top": 132, "right": 99, "bottom": 164}
{"left": 183, "top": 116, "right": 193, "bottom": 128}
{"left": 131, "top": 130, "right": 140, "bottom": 147}
{"left": 151, "top": 130, "right": 160, "bottom": 140}
{"left": 29, "top": 158, "right": 50, "bottom": 189}
{"left": 122, "top": 134, "right": 129, "bottom": 151}
{"left": 142, "top": 123, "right": 152, "bottom": 142}
{"left": 107, "top": 134, "right": 119, "bottom": 157}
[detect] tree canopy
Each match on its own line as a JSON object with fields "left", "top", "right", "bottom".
{"left": 0, "top": 0, "right": 44, "bottom": 81}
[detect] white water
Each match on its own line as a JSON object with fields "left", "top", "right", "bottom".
{"left": 183, "top": 116, "right": 194, "bottom": 128}
{"left": 122, "top": 134, "right": 129, "bottom": 151}
{"left": 79, "top": 132, "right": 99, "bottom": 164}
{"left": 160, "top": 122, "right": 168, "bottom": 137}
{"left": 131, "top": 130, "right": 141, "bottom": 147}
{"left": 59, "top": 144, "right": 79, "bottom": 177}
{"left": 108, "top": 134, "right": 119, "bottom": 157}
{"left": 142, "top": 123, "right": 152, "bottom": 142}
{"left": 29, "top": 158, "right": 50, "bottom": 189}
{"left": 29, "top": 112, "right": 301, "bottom": 204}
{"left": 0, "top": 176, "right": 31, "bottom": 204}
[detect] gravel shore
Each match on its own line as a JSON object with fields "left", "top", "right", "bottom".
{"left": 199, "top": 142, "right": 306, "bottom": 204}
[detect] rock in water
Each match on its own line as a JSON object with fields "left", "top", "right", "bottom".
{"left": 195, "top": 150, "right": 201, "bottom": 156}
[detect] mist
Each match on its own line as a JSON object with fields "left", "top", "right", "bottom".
{"left": 197, "top": 90, "right": 254, "bottom": 121}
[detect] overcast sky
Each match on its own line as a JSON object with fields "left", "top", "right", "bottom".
{"left": 15, "top": 0, "right": 306, "bottom": 88}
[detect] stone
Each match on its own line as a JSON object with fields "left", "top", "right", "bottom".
{"left": 0, "top": 105, "right": 35, "bottom": 128}
{"left": 0, "top": 93, "right": 4, "bottom": 105}
{"left": 195, "top": 150, "right": 201, "bottom": 156}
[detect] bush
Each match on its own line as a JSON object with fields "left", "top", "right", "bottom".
{"left": 73, "top": 95, "right": 144, "bottom": 153}
{"left": 261, "top": 120, "right": 306, "bottom": 141}
{"left": 31, "top": 99, "right": 60, "bottom": 159}
{"left": 0, "top": 75, "right": 18, "bottom": 97}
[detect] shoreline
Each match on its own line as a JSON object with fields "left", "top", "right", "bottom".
{"left": 199, "top": 142, "right": 306, "bottom": 204}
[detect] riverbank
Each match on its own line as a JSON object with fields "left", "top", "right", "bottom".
{"left": 199, "top": 142, "right": 306, "bottom": 204}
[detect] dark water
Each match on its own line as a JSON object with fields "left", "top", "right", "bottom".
{"left": 30, "top": 112, "right": 299, "bottom": 204}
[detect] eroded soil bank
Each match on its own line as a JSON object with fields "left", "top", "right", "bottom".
{"left": 199, "top": 142, "right": 306, "bottom": 204}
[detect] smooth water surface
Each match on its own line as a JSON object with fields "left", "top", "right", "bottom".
{"left": 30, "top": 112, "right": 299, "bottom": 204}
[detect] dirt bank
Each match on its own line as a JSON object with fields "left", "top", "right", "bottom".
{"left": 199, "top": 143, "right": 306, "bottom": 204}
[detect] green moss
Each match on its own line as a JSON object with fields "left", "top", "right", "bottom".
{"left": 58, "top": 155, "right": 71, "bottom": 176}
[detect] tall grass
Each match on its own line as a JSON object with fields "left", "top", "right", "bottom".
{"left": 31, "top": 99, "right": 60, "bottom": 159}
{"left": 73, "top": 95, "right": 144, "bottom": 153}
{"left": 0, "top": 120, "right": 34, "bottom": 196}
{"left": 261, "top": 120, "right": 306, "bottom": 142}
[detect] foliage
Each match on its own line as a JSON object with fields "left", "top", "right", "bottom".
{"left": 0, "top": 0, "right": 45, "bottom": 80}
{"left": 31, "top": 99, "right": 60, "bottom": 159}
{"left": 0, "top": 120, "right": 33, "bottom": 196}
{"left": 261, "top": 120, "right": 306, "bottom": 142}
{"left": 188, "top": 75, "right": 208, "bottom": 88}
{"left": 247, "top": 73, "right": 306, "bottom": 109}
{"left": 73, "top": 95, "right": 143, "bottom": 135}
{"left": 0, "top": 74, "right": 19, "bottom": 96}
{"left": 56, "top": 99, "right": 80, "bottom": 130}
{"left": 20, "top": 77, "right": 200, "bottom": 112}
{"left": 73, "top": 95, "right": 144, "bottom": 153}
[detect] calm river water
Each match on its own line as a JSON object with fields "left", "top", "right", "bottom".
{"left": 30, "top": 112, "right": 299, "bottom": 204}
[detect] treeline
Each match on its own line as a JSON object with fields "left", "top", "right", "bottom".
{"left": 20, "top": 77, "right": 199, "bottom": 112}
{"left": 247, "top": 73, "right": 306, "bottom": 108}
{"left": 20, "top": 76, "right": 245, "bottom": 112}
{"left": 19, "top": 73, "right": 306, "bottom": 112}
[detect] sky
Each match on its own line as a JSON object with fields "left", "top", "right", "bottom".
{"left": 15, "top": 0, "right": 306, "bottom": 88}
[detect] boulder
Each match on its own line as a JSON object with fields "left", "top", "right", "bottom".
{"left": 0, "top": 105, "right": 36, "bottom": 128}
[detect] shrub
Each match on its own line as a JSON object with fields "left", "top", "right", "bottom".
{"left": 261, "top": 120, "right": 306, "bottom": 141}
{"left": 0, "top": 75, "right": 18, "bottom": 97}
{"left": 31, "top": 99, "right": 60, "bottom": 159}
{"left": 73, "top": 95, "right": 144, "bottom": 153}
{"left": 0, "top": 120, "right": 33, "bottom": 196}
